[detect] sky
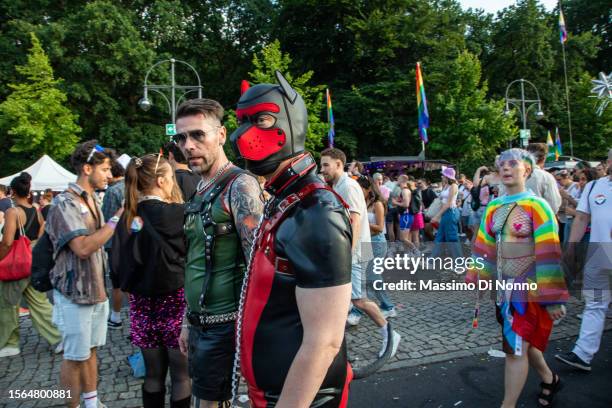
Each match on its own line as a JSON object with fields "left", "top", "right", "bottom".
{"left": 459, "top": 0, "right": 558, "bottom": 14}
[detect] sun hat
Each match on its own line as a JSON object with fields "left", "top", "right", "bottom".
{"left": 441, "top": 166, "right": 456, "bottom": 181}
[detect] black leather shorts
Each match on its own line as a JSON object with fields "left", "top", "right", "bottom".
{"left": 188, "top": 322, "right": 235, "bottom": 402}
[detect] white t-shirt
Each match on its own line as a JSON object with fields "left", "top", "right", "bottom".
{"left": 565, "top": 182, "right": 581, "bottom": 220}
{"left": 334, "top": 173, "right": 371, "bottom": 263}
{"left": 576, "top": 177, "right": 612, "bottom": 243}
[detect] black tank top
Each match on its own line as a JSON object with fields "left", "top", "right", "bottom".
{"left": 14, "top": 205, "right": 40, "bottom": 241}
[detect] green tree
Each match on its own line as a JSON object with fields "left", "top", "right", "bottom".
{"left": 485, "top": 0, "right": 555, "bottom": 100}
{"left": 0, "top": 32, "right": 80, "bottom": 169}
{"left": 562, "top": 0, "right": 611, "bottom": 72}
{"left": 428, "top": 51, "right": 518, "bottom": 174}
{"left": 562, "top": 72, "right": 611, "bottom": 159}
{"left": 239, "top": 40, "right": 327, "bottom": 154}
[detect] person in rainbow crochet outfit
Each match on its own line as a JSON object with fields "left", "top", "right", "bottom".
{"left": 466, "top": 148, "right": 568, "bottom": 408}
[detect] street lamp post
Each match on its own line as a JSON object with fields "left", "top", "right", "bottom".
{"left": 138, "top": 58, "right": 202, "bottom": 125}
{"left": 504, "top": 79, "right": 544, "bottom": 147}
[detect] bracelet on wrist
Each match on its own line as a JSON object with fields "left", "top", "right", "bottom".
{"left": 106, "top": 216, "right": 120, "bottom": 229}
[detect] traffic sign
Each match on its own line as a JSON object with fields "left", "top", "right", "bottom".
{"left": 166, "top": 123, "right": 176, "bottom": 136}
{"left": 519, "top": 129, "right": 530, "bottom": 147}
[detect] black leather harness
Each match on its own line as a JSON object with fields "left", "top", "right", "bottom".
{"left": 184, "top": 167, "right": 245, "bottom": 318}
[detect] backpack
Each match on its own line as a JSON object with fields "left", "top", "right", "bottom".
{"left": 30, "top": 231, "right": 54, "bottom": 292}
{"left": 409, "top": 189, "right": 422, "bottom": 214}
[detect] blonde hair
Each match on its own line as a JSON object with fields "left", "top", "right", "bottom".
{"left": 124, "top": 154, "right": 183, "bottom": 229}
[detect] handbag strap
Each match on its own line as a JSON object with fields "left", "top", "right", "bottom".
{"left": 14, "top": 205, "right": 33, "bottom": 239}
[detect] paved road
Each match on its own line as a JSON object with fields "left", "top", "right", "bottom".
{"left": 349, "top": 331, "right": 612, "bottom": 408}
{"left": 1, "top": 241, "right": 610, "bottom": 407}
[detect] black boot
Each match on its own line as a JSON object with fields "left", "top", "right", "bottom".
{"left": 170, "top": 396, "right": 191, "bottom": 408}
{"left": 142, "top": 385, "right": 165, "bottom": 408}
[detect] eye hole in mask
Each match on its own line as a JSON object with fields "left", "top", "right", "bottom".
{"left": 238, "top": 113, "right": 277, "bottom": 129}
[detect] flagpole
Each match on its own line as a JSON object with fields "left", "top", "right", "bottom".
{"left": 561, "top": 42, "right": 574, "bottom": 157}
{"left": 559, "top": 2, "right": 574, "bottom": 157}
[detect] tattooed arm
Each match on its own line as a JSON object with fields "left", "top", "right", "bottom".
{"left": 226, "top": 173, "right": 265, "bottom": 259}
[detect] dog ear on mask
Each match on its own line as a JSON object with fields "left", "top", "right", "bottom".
{"left": 240, "top": 80, "right": 250, "bottom": 95}
{"left": 275, "top": 70, "right": 298, "bottom": 104}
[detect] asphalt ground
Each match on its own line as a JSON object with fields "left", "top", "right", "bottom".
{"left": 349, "top": 331, "right": 612, "bottom": 408}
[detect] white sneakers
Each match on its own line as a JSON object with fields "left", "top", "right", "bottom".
{"left": 0, "top": 346, "right": 20, "bottom": 358}
{"left": 382, "top": 308, "right": 398, "bottom": 318}
{"left": 379, "top": 330, "right": 401, "bottom": 358}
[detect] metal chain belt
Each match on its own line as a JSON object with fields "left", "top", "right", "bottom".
{"left": 189, "top": 311, "right": 238, "bottom": 327}
{"left": 205, "top": 311, "right": 238, "bottom": 324}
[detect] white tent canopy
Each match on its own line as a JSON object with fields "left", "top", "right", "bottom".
{"left": 0, "top": 155, "right": 76, "bottom": 192}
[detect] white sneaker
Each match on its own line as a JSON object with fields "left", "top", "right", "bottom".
{"left": 379, "top": 330, "right": 401, "bottom": 358}
{"left": 0, "top": 346, "right": 20, "bottom": 358}
{"left": 389, "top": 330, "right": 401, "bottom": 358}
{"left": 347, "top": 313, "right": 361, "bottom": 326}
{"left": 54, "top": 341, "right": 64, "bottom": 354}
{"left": 382, "top": 308, "right": 397, "bottom": 318}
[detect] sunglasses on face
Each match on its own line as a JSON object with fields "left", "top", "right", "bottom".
{"left": 172, "top": 127, "right": 221, "bottom": 145}
{"left": 497, "top": 159, "right": 521, "bottom": 169}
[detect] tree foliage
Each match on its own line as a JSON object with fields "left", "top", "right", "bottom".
{"left": 248, "top": 40, "right": 326, "bottom": 154}
{"left": 0, "top": 32, "right": 80, "bottom": 168}
{"left": 0, "top": 0, "right": 609, "bottom": 176}
{"left": 428, "top": 51, "right": 517, "bottom": 174}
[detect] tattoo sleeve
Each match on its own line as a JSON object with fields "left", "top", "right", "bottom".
{"left": 227, "top": 174, "right": 265, "bottom": 259}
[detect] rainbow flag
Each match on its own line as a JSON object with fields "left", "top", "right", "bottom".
{"left": 554, "top": 127, "right": 563, "bottom": 160}
{"left": 326, "top": 88, "right": 335, "bottom": 147}
{"left": 546, "top": 130, "right": 555, "bottom": 161}
{"left": 559, "top": 10, "right": 568, "bottom": 44}
{"left": 416, "top": 62, "right": 429, "bottom": 144}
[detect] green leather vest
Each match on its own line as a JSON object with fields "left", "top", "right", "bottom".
{"left": 184, "top": 186, "right": 245, "bottom": 314}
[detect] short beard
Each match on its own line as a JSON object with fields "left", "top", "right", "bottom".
{"left": 88, "top": 173, "right": 105, "bottom": 191}
{"left": 190, "top": 155, "right": 217, "bottom": 177}
{"left": 190, "top": 162, "right": 212, "bottom": 176}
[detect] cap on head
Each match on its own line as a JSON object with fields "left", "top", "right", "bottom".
{"left": 230, "top": 71, "right": 308, "bottom": 176}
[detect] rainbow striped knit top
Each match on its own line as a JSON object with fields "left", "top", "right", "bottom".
{"left": 466, "top": 191, "right": 568, "bottom": 313}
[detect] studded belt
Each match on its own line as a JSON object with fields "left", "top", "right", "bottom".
{"left": 187, "top": 311, "right": 238, "bottom": 328}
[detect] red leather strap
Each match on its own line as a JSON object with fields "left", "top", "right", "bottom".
{"left": 259, "top": 181, "right": 338, "bottom": 275}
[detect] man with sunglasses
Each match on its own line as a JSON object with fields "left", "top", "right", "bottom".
{"left": 173, "top": 98, "right": 264, "bottom": 408}
{"left": 46, "top": 140, "right": 122, "bottom": 408}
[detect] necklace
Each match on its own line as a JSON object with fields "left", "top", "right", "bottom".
{"left": 139, "top": 195, "right": 166, "bottom": 203}
{"left": 197, "top": 162, "right": 232, "bottom": 194}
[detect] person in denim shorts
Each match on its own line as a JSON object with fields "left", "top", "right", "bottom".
{"left": 47, "top": 141, "right": 123, "bottom": 408}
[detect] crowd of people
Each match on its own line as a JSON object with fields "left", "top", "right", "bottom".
{"left": 0, "top": 72, "right": 610, "bottom": 408}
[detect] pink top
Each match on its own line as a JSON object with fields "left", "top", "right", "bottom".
{"left": 379, "top": 185, "right": 391, "bottom": 201}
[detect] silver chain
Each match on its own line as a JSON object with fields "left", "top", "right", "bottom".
{"left": 229, "top": 199, "right": 273, "bottom": 406}
{"left": 197, "top": 161, "right": 232, "bottom": 194}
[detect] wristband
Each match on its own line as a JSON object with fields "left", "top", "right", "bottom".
{"left": 106, "top": 215, "right": 120, "bottom": 229}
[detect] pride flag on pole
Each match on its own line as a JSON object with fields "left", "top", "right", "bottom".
{"left": 546, "top": 130, "right": 555, "bottom": 161}
{"left": 416, "top": 62, "right": 429, "bottom": 143}
{"left": 554, "top": 127, "right": 563, "bottom": 160}
{"left": 559, "top": 9, "right": 568, "bottom": 44}
{"left": 326, "top": 88, "right": 335, "bottom": 147}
